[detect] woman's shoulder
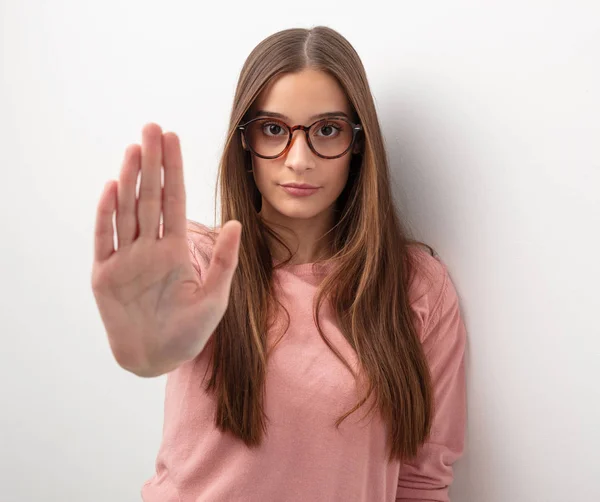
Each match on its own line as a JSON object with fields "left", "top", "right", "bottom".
{"left": 405, "top": 243, "right": 460, "bottom": 342}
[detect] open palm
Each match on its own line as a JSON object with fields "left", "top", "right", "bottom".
{"left": 91, "top": 123, "right": 241, "bottom": 377}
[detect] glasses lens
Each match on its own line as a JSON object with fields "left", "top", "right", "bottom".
{"left": 245, "top": 119, "right": 289, "bottom": 158}
{"left": 309, "top": 119, "right": 353, "bottom": 157}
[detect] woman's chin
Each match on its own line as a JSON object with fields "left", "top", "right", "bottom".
{"left": 270, "top": 203, "right": 323, "bottom": 221}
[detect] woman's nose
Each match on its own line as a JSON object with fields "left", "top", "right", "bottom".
{"left": 284, "top": 131, "right": 317, "bottom": 170}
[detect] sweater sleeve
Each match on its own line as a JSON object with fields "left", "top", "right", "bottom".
{"left": 396, "top": 266, "right": 467, "bottom": 502}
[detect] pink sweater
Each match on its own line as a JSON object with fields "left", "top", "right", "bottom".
{"left": 141, "top": 223, "right": 467, "bottom": 502}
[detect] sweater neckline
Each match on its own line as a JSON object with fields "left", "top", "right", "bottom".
{"left": 272, "top": 258, "right": 335, "bottom": 276}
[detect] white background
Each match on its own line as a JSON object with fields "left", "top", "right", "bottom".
{"left": 1, "top": 1, "right": 599, "bottom": 501}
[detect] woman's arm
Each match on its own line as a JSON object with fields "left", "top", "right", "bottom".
{"left": 396, "top": 269, "right": 467, "bottom": 501}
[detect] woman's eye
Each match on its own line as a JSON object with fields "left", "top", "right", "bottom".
{"left": 317, "top": 123, "right": 341, "bottom": 137}
{"left": 263, "top": 123, "right": 285, "bottom": 136}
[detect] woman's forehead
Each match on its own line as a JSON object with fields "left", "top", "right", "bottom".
{"left": 252, "top": 69, "right": 350, "bottom": 120}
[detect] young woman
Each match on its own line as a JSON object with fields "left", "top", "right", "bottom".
{"left": 92, "top": 26, "right": 467, "bottom": 502}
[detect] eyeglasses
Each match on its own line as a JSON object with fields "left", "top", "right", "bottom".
{"left": 237, "top": 116, "right": 363, "bottom": 160}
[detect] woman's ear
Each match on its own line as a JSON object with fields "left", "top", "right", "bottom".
{"left": 241, "top": 134, "right": 249, "bottom": 151}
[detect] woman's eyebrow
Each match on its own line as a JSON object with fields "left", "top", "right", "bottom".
{"left": 255, "top": 110, "right": 350, "bottom": 121}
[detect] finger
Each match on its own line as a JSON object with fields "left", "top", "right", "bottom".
{"left": 138, "top": 123, "right": 163, "bottom": 239}
{"left": 162, "top": 132, "right": 187, "bottom": 239}
{"left": 202, "top": 220, "right": 243, "bottom": 303}
{"left": 94, "top": 180, "right": 117, "bottom": 263}
{"left": 116, "top": 144, "right": 141, "bottom": 248}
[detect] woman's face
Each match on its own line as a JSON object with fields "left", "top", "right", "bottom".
{"left": 246, "top": 69, "right": 356, "bottom": 225}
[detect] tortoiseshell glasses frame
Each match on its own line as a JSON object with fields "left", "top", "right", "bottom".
{"left": 237, "top": 116, "right": 363, "bottom": 160}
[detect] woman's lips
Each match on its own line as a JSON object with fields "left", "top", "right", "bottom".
{"left": 280, "top": 185, "right": 320, "bottom": 197}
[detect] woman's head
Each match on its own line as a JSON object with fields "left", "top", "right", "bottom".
{"left": 217, "top": 25, "right": 389, "bottom": 264}
{"left": 198, "top": 26, "right": 436, "bottom": 462}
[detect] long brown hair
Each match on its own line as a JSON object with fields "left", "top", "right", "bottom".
{"left": 190, "top": 26, "right": 438, "bottom": 463}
